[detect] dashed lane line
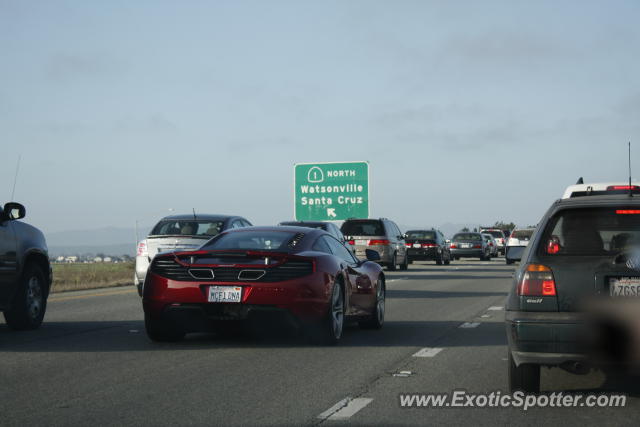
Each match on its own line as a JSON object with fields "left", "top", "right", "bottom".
{"left": 412, "top": 347, "right": 444, "bottom": 358}
{"left": 317, "top": 397, "right": 374, "bottom": 421}
{"left": 459, "top": 322, "right": 481, "bottom": 329}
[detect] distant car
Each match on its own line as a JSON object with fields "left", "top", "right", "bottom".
{"left": 505, "top": 228, "right": 535, "bottom": 265}
{"left": 404, "top": 229, "right": 451, "bottom": 265}
{"left": 135, "top": 214, "right": 252, "bottom": 296}
{"left": 506, "top": 190, "right": 640, "bottom": 392}
{"left": 0, "top": 202, "right": 52, "bottom": 330}
{"left": 341, "top": 218, "right": 408, "bottom": 271}
{"left": 482, "top": 233, "right": 499, "bottom": 257}
{"left": 450, "top": 232, "right": 491, "bottom": 261}
{"left": 142, "top": 226, "right": 386, "bottom": 343}
{"left": 278, "top": 221, "right": 346, "bottom": 244}
{"left": 480, "top": 229, "right": 507, "bottom": 255}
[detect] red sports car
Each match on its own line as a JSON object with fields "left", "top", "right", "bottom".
{"left": 142, "top": 226, "right": 386, "bottom": 343}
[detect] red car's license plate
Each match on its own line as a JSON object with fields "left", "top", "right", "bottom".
{"left": 208, "top": 286, "right": 242, "bottom": 303}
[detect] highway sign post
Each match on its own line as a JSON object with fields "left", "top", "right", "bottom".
{"left": 294, "top": 161, "right": 369, "bottom": 221}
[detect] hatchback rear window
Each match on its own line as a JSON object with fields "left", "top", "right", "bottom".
{"left": 341, "top": 221, "right": 384, "bottom": 236}
{"left": 150, "top": 220, "right": 225, "bottom": 237}
{"left": 406, "top": 231, "right": 436, "bottom": 240}
{"left": 453, "top": 233, "right": 482, "bottom": 241}
{"left": 541, "top": 208, "right": 640, "bottom": 256}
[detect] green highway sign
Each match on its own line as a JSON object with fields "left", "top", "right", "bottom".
{"left": 294, "top": 161, "right": 369, "bottom": 221}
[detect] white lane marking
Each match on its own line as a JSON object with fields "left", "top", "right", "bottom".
{"left": 480, "top": 314, "right": 491, "bottom": 318}
{"left": 459, "top": 322, "right": 480, "bottom": 329}
{"left": 488, "top": 306, "right": 504, "bottom": 311}
{"left": 317, "top": 397, "right": 373, "bottom": 420}
{"left": 413, "top": 347, "right": 443, "bottom": 358}
{"left": 393, "top": 371, "right": 413, "bottom": 377}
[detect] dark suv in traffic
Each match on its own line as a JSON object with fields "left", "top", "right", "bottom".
{"left": 341, "top": 218, "right": 408, "bottom": 271}
{"left": 404, "top": 229, "right": 451, "bottom": 265}
{"left": 0, "top": 202, "right": 51, "bottom": 330}
{"left": 506, "top": 191, "right": 640, "bottom": 392}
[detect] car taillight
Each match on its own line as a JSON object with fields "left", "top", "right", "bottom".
{"left": 473, "top": 244, "right": 481, "bottom": 249}
{"left": 422, "top": 243, "right": 437, "bottom": 248}
{"left": 137, "top": 240, "right": 148, "bottom": 257}
{"left": 450, "top": 243, "right": 457, "bottom": 249}
{"left": 489, "top": 242, "right": 494, "bottom": 246}
{"left": 368, "top": 239, "right": 390, "bottom": 245}
{"left": 348, "top": 240, "right": 355, "bottom": 245}
{"left": 616, "top": 209, "right": 640, "bottom": 214}
{"left": 501, "top": 238, "right": 505, "bottom": 245}
{"left": 518, "top": 264, "right": 556, "bottom": 296}
{"left": 405, "top": 243, "right": 412, "bottom": 247}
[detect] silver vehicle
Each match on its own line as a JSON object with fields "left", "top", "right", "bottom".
{"left": 134, "top": 214, "right": 252, "bottom": 295}
{"left": 480, "top": 228, "right": 507, "bottom": 255}
{"left": 341, "top": 218, "right": 408, "bottom": 271}
{"left": 482, "top": 233, "right": 499, "bottom": 257}
{"left": 505, "top": 227, "right": 535, "bottom": 265}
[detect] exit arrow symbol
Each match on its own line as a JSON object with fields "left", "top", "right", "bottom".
{"left": 327, "top": 208, "right": 337, "bottom": 218}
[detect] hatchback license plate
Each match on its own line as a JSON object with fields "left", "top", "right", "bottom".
{"left": 208, "top": 286, "right": 242, "bottom": 303}
{"left": 609, "top": 277, "right": 640, "bottom": 297}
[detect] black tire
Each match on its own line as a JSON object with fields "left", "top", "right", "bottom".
{"left": 444, "top": 253, "right": 451, "bottom": 265}
{"left": 359, "top": 277, "right": 385, "bottom": 329}
{"left": 508, "top": 352, "right": 540, "bottom": 393}
{"left": 318, "top": 281, "right": 344, "bottom": 344}
{"left": 399, "top": 252, "right": 409, "bottom": 270}
{"left": 387, "top": 253, "right": 398, "bottom": 271}
{"left": 506, "top": 259, "right": 515, "bottom": 265}
{"left": 145, "top": 313, "right": 185, "bottom": 342}
{"left": 3, "top": 263, "right": 48, "bottom": 330}
{"left": 436, "top": 255, "right": 443, "bottom": 266}
{"left": 479, "top": 255, "right": 486, "bottom": 261}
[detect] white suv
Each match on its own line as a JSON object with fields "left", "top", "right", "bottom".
{"left": 480, "top": 229, "right": 507, "bottom": 255}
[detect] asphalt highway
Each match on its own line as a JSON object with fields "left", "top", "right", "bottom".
{"left": 1, "top": 260, "right": 638, "bottom": 426}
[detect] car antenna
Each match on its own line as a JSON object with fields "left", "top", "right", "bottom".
{"left": 192, "top": 208, "right": 197, "bottom": 220}
{"left": 628, "top": 141, "right": 633, "bottom": 198}
{"left": 576, "top": 177, "right": 583, "bottom": 184}
{"left": 10, "top": 154, "right": 21, "bottom": 201}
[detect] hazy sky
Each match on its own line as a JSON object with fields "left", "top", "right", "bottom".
{"left": 2, "top": 0, "right": 639, "bottom": 234}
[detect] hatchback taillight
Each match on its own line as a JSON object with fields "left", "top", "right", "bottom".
{"left": 347, "top": 240, "right": 355, "bottom": 245}
{"left": 518, "top": 264, "right": 556, "bottom": 296}
{"left": 368, "top": 239, "right": 390, "bottom": 245}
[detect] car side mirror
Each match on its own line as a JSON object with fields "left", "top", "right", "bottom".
{"left": 2, "top": 202, "right": 25, "bottom": 221}
{"left": 365, "top": 249, "right": 381, "bottom": 262}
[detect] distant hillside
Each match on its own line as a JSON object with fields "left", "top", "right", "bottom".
{"left": 45, "top": 226, "right": 152, "bottom": 257}
{"left": 48, "top": 243, "right": 135, "bottom": 258}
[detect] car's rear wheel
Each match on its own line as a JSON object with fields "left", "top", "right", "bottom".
{"left": 4, "top": 263, "right": 47, "bottom": 330}
{"left": 444, "top": 253, "right": 451, "bottom": 265}
{"left": 359, "top": 277, "right": 385, "bottom": 329}
{"left": 508, "top": 352, "right": 540, "bottom": 393}
{"left": 436, "top": 254, "right": 443, "bottom": 265}
{"left": 400, "top": 253, "right": 409, "bottom": 270}
{"left": 145, "top": 313, "right": 185, "bottom": 342}
{"left": 319, "top": 281, "right": 344, "bottom": 344}
{"left": 387, "top": 253, "right": 398, "bottom": 271}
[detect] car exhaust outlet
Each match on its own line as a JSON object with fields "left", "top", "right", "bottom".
{"left": 560, "top": 361, "right": 590, "bottom": 375}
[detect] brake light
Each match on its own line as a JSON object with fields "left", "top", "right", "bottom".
{"left": 489, "top": 242, "right": 494, "bottom": 246}
{"left": 347, "top": 240, "right": 355, "bottom": 245}
{"left": 473, "top": 244, "right": 481, "bottom": 249}
{"left": 450, "top": 244, "right": 458, "bottom": 249}
{"left": 405, "top": 243, "right": 412, "bottom": 248}
{"left": 137, "top": 240, "right": 148, "bottom": 257}
{"left": 607, "top": 185, "right": 640, "bottom": 191}
{"left": 518, "top": 264, "right": 556, "bottom": 296}
{"left": 616, "top": 210, "right": 640, "bottom": 214}
{"left": 422, "top": 243, "right": 437, "bottom": 248}
{"left": 501, "top": 238, "right": 505, "bottom": 245}
{"left": 368, "top": 239, "right": 390, "bottom": 245}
